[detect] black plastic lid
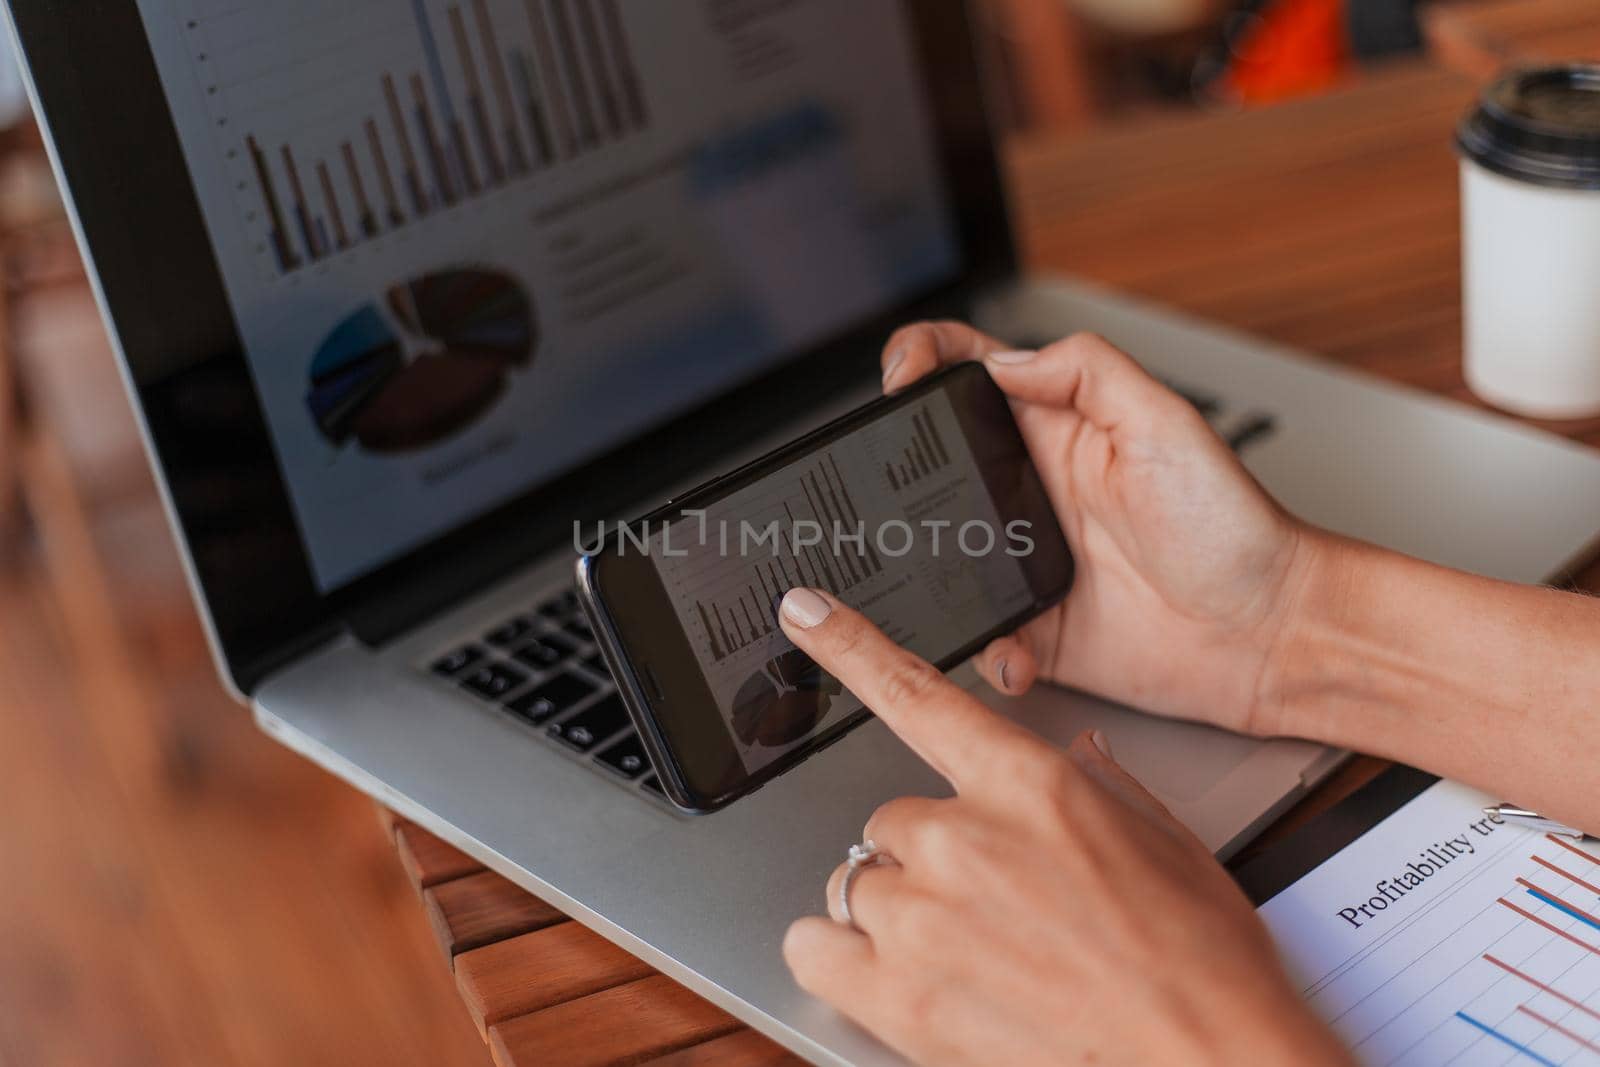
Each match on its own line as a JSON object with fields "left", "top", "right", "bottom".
{"left": 1457, "top": 64, "right": 1600, "bottom": 190}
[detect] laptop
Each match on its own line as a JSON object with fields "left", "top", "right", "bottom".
{"left": 11, "top": 2, "right": 1600, "bottom": 1063}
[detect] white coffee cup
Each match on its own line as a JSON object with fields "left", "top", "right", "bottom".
{"left": 1458, "top": 65, "right": 1600, "bottom": 420}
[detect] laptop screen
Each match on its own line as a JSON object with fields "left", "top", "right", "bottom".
{"left": 129, "top": 0, "right": 963, "bottom": 590}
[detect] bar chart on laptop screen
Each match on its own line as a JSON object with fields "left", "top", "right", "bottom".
{"left": 172, "top": 0, "right": 653, "bottom": 275}
{"left": 1260, "top": 782, "right": 1600, "bottom": 1066}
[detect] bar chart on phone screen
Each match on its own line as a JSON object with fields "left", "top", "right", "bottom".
{"left": 169, "top": 0, "right": 653, "bottom": 276}
{"left": 1259, "top": 781, "right": 1600, "bottom": 1066}
{"left": 669, "top": 448, "right": 890, "bottom": 667}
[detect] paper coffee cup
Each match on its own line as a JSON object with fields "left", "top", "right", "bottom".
{"left": 1457, "top": 65, "right": 1600, "bottom": 420}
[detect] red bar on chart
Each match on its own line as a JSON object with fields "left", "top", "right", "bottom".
{"left": 247, "top": 135, "right": 299, "bottom": 272}
{"left": 341, "top": 141, "right": 380, "bottom": 239}
{"left": 471, "top": 0, "right": 530, "bottom": 176}
{"left": 523, "top": 0, "right": 576, "bottom": 156}
{"left": 448, "top": 4, "right": 505, "bottom": 186}
{"left": 573, "top": 0, "right": 622, "bottom": 138}
{"left": 410, "top": 72, "right": 458, "bottom": 206}
{"left": 316, "top": 160, "right": 351, "bottom": 250}
{"left": 599, "top": 0, "right": 648, "bottom": 129}
{"left": 280, "top": 144, "right": 321, "bottom": 261}
{"left": 364, "top": 118, "right": 406, "bottom": 228}
{"left": 383, "top": 73, "right": 431, "bottom": 217}
{"left": 546, "top": 0, "right": 599, "bottom": 148}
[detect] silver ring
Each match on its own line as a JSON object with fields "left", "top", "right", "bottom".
{"left": 839, "top": 840, "right": 895, "bottom": 932}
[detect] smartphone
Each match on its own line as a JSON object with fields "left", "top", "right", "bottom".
{"left": 576, "top": 362, "right": 1075, "bottom": 812}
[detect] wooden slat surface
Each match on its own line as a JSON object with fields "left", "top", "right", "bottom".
{"left": 641, "top": 1030, "right": 815, "bottom": 1067}
{"left": 424, "top": 870, "right": 567, "bottom": 959}
{"left": 456, "top": 922, "right": 656, "bottom": 1038}
{"left": 488, "top": 976, "right": 743, "bottom": 1067}
{"left": 383, "top": 18, "right": 1600, "bottom": 1064}
{"left": 394, "top": 820, "right": 485, "bottom": 888}
{"left": 376, "top": 811, "right": 801, "bottom": 1065}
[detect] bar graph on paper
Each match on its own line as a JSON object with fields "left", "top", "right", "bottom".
{"left": 1260, "top": 781, "right": 1600, "bottom": 1066}
{"left": 179, "top": 0, "right": 652, "bottom": 275}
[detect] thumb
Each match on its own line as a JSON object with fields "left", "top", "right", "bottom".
{"left": 983, "top": 333, "right": 1191, "bottom": 433}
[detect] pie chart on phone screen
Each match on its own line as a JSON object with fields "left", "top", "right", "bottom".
{"left": 304, "top": 268, "right": 536, "bottom": 454}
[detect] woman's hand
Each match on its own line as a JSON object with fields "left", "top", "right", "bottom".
{"left": 777, "top": 590, "right": 1351, "bottom": 1067}
{"left": 881, "top": 322, "right": 1322, "bottom": 736}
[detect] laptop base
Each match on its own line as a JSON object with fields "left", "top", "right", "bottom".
{"left": 255, "top": 274, "right": 1600, "bottom": 1067}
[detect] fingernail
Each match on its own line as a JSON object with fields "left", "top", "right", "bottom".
{"left": 997, "top": 659, "right": 1012, "bottom": 692}
{"left": 781, "top": 588, "right": 832, "bottom": 629}
{"left": 882, "top": 348, "right": 907, "bottom": 389}
{"left": 1091, "top": 730, "right": 1113, "bottom": 759}
{"left": 987, "top": 349, "right": 1036, "bottom": 365}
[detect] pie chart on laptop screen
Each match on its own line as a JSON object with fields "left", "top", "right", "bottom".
{"left": 305, "top": 268, "right": 536, "bottom": 454}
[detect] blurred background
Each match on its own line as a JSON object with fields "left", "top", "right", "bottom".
{"left": 0, "top": 0, "right": 1586, "bottom": 1064}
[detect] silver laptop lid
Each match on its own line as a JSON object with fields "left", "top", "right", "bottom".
{"left": 5, "top": 0, "right": 1016, "bottom": 692}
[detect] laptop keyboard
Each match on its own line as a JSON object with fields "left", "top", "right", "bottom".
{"left": 1171, "top": 383, "right": 1280, "bottom": 454}
{"left": 423, "top": 372, "right": 1274, "bottom": 808}
{"left": 426, "top": 588, "right": 669, "bottom": 801}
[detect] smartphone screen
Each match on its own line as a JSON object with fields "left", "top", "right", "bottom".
{"left": 581, "top": 363, "right": 1074, "bottom": 811}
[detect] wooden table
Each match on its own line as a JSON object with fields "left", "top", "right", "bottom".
{"left": 1424, "top": 0, "right": 1600, "bottom": 81}
{"left": 381, "top": 51, "right": 1600, "bottom": 1067}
